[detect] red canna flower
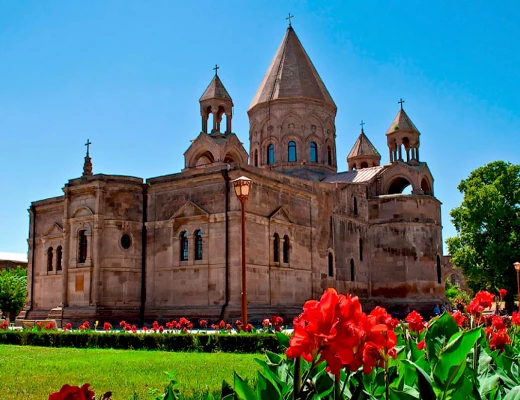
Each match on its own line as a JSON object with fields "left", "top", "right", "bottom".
{"left": 405, "top": 311, "right": 425, "bottom": 333}
{"left": 219, "top": 320, "right": 225, "bottom": 329}
{"left": 48, "top": 383, "right": 96, "bottom": 400}
{"left": 199, "top": 319, "right": 208, "bottom": 328}
{"left": 369, "top": 306, "right": 399, "bottom": 330}
{"left": 211, "top": 324, "right": 219, "bottom": 330}
{"left": 63, "top": 323, "right": 72, "bottom": 331}
{"left": 489, "top": 329, "right": 511, "bottom": 352}
{"left": 417, "top": 339, "right": 425, "bottom": 350}
{"left": 0, "top": 320, "right": 8, "bottom": 330}
{"left": 450, "top": 311, "right": 467, "bottom": 327}
{"left": 512, "top": 312, "right": 520, "bottom": 326}
{"left": 262, "top": 318, "right": 270, "bottom": 328}
{"left": 498, "top": 289, "right": 507, "bottom": 299}
{"left": 491, "top": 316, "right": 506, "bottom": 330}
{"left": 131, "top": 325, "right": 137, "bottom": 333}
{"left": 103, "top": 322, "right": 112, "bottom": 331}
{"left": 142, "top": 326, "right": 148, "bottom": 332}
{"left": 467, "top": 291, "right": 494, "bottom": 316}
{"left": 159, "top": 325, "right": 164, "bottom": 333}
{"left": 44, "top": 322, "right": 55, "bottom": 330}
{"left": 225, "top": 324, "right": 232, "bottom": 331}
{"left": 182, "top": 327, "right": 188, "bottom": 333}
{"left": 271, "top": 315, "right": 284, "bottom": 331}
{"left": 119, "top": 320, "right": 126, "bottom": 328}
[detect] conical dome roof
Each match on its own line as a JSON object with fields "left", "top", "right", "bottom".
{"left": 348, "top": 131, "right": 381, "bottom": 159}
{"left": 200, "top": 75, "right": 233, "bottom": 105}
{"left": 249, "top": 27, "right": 335, "bottom": 111}
{"left": 386, "top": 108, "right": 420, "bottom": 135}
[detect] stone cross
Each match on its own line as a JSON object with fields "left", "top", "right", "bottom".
{"left": 360, "top": 120, "right": 365, "bottom": 131}
{"left": 85, "top": 139, "right": 92, "bottom": 157}
{"left": 213, "top": 64, "right": 219, "bottom": 76}
{"left": 398, "top": 98, "right": 405, "bottom": 109}
{"left": 286, "top": 13, "right": 294, "bottom": 27}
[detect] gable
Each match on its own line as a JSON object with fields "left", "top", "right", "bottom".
{"left": 43, "top": 222, "right": 63, "bottom": 237}
{"left": 171, "top": 201, "right": 209, "bottom": 219}
{"left": 269, "top": 206, "right": 293, "bottom": 224}
{"left": 72, "top": 206, "right": 94, "bottom": 218}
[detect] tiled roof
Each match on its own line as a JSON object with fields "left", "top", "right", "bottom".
{"left": 347, "top": 131, "right": 381, "bottom": 159}
{"left": 200, "top": 75, "right": 233, "bottom": 103}
{"left": 322, "top": 166, "right": 385, "bottom": 184}
{"left": 0, "top": 252, "right": 28, "bottom": 263}
{"left": 386, "top": 108, "right": 420, "bottom": 135}
{"left": 249, "top": 27, "right": 336, "bottom": 110}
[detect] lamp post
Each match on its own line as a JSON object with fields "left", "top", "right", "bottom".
{"left": 232, "top": 176, "right": 252, "bottom": 326}
{"left": 515, "top": 262, "right": 520, "bottom": 310}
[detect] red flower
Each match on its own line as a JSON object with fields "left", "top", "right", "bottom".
{"left": 166, "top": 322, "right": 172, "bottom": 329}
{"left": 271, "top": 315, "right": 284, "bottom": 331}
{"left": 219, "top": 320, "right": 225, "bottom": 329}
{"left": 103, "top": 322, "right": 112, "bottom": 331}
{"left": 119, "top": 320, "right": 126, "bottom": 328}
{"left": 159, "top": 325, "right": 164, "bottom": 333}
{"left": 489, "top": 329, "right": 511, "bottom": 352}
{"left": 142, "top": 326, "right": 148, "bottom": 332}
{"left": 0, "top": 320, "right": 8, "bottom": 330}
{"left": 467, "top": 291, "right": 494, "bottom": 316}
{"left": 499, "top": 289, "right": 507, "bottom": 299}
{"left": 491, "top": 316, "right": 506, "bottom": 330}
{"left": 63, "top": 323, "right": 72, "bottom": 331}
{"left": 131, "top": 325, "right": 137, "bottom": 333}
{"left": 512, "top": 312, "right": 520, "bottom": 326}
{"left": 405, "top": 311, "right": 425, "bottom": 333}
{"left": 182, "top": 327, "right": 188, "bottom": 333}
{"left": 48, "top": 383, "right": 95, "bottom": 400}
{"left": 369, "top": 306, "right": 399, "bottom": 330}
{"left": 450, "top": 311, "right": 467, "bottom": 327}
{"left": 199, "top": 319, "right": 208, "bottom": 328}
{"left": 124, "top": 323, "right": 131, "bottom": 331}
{"left": 152, "top": 321, "right": 159, "bottom": 332}
{"left": 211, "top": 324, "right": 219, "bottom": 330}
{"left": 83, "top": 321, "right": 90, "bottom": 329}
{"left": 262, "top": 318, "right": 270, "bottom": 328}
{"left": 225, "top": 324, "right": 232, "bottom": 330}
{"left": 188, "top": 322, "right": 193, "bottom": 329}
{"left": 417, "top": 339, "right": 425, "bottom": 350}
{"left": 44, "top": 322, "right": 55, "bottom": 330}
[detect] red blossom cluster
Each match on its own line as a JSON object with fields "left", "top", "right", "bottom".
{"left": 151, "top": 321, "right": 164, "bottom": 333}
{"left": 78, "top": 321, "right": 90, "bottom": 331}
{"left": 485, "top": 325, "right": 511, "bottom": 352}
{"left": 44, "top": 321, "right": 55, "bottom": 330}
{"left": 48, "top": 383, "right": 97, "bottom": 400}
{"left": 467, "top": 290, "right": 494, "bottom": 316}
{"left": 103, "top": 322, "right": 112, "bottom": 331}
{"left": 450, "top": 311, "right": 467, "bottom": 327}
{"left": 199, "top": 319, "right": 208, "bottom": 328}
{"left": 512, "top": 312, "right": 520, "bottom": 326}
{"left": 235, "top": 320, "right": 253, "bottom": 333}
{"left": 63, "top": 323, "right": 72, "bottom": 331}
{"left": 0, "top": 320, "right": 9, "bottom": 330}
{"left": 286, "top": 288, "right": 397, "bottom": 376}
{"left": 271, "top": 315, "right": 284, "bottom": 331}
{"left": 405, "top": 311, "right": 426, "bottom": 333}
{"left": 499, "top": 289, "right": 507, "bottom": 299}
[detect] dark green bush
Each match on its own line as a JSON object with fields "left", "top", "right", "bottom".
{"left": 0, "top": 331, "right": 280, "bottom": 353}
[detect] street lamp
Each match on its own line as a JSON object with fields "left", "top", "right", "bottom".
{"left": 232, "top": 176, "right": 252, "bottom": 326}
{"left": 515, "top": 262, "right": 520, "bottom": 310}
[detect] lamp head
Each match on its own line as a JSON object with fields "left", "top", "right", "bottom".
{"left": 514, "top": 262, "right": 520, "bottom": 272}
{"left": 232, "top": 176, "right": 252, "bottom": 202}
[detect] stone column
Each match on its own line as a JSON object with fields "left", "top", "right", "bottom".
{"left": 92, "top": 186, "right": 105, "bottom": 306}
{"left": 398, "top": 144, "right": 403, "bottom": 161}
{"left": 62, "top": 191, "right": 70, "bottom": 306}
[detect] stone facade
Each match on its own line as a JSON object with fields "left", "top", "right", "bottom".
{"left": 22, "top": 26, "right": 447, "bottom": 324}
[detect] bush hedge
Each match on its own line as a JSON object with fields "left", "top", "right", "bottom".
{"left": 0, "top": 330, "right": 281, "bottom": 353}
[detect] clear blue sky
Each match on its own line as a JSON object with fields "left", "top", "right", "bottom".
{"left": 1, "top": 1, "right": 519, "bottom": 255}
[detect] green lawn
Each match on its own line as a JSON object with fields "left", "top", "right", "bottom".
{"left": 0, "top": 345, "right": 260, "bottom": 399}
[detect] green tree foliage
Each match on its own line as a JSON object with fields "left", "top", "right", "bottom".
{"left": 447, "top": 161, "right": 520, "bottom": 297}
{"left": 0, "top": 267, "right": 27, "bottom": 319}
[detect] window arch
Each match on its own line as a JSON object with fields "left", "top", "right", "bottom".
{"left": 350, "top": 259, "right": 355, "bottom": 281}
{"left": 327, "top": 146, "right": 332, "bottom": 166}
{"left": 267, "top": 144, "right": 275, "bottom": 165}
{"left": 437, "top": 255, "right": 442, "bottom": 284}
{"left": 78, "top": 230, "right": 88, "bottom": 263}
{"left": 283, "top": 235, "right": 290, "bottom": 263}
{"left": 47, "top": 247, "right": 53, "bottom": 272}
{"left": 194, "top": 229, "right": 203, "bottom": 260}
{"left": 273, "top": 233, "right": 280, "bottom": 262}
{"left": 359, "top": 238, "right": 363, "bottom": 261}
{"left": 288, "top": 141, "right": 297, "bottom": 162}
{"left": 310, "top": 142, "right": 318, "bottom": 162}
{"left": 254, "top": 149, "right": 258, "bottom": 167}
{"left": 353, "top": 197, "right": 358, "bottom": 216}
{"left": 328, "top": 252, "right": 334, "bottom": 277}
{"left": 180, "top": 231, "right": 189, "bottom": 261}
{"left": 56, "top": 245, "right": 62, "bottom": 271}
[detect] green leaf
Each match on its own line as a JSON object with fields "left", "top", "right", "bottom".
{"left": 425, "top": 312, "right": 460, "bottom": 366}
{"left": 221, "top": 380, "right": 235, "bottom": 397}
{"left": 389, "top": 385, "right": 421, "bottom": 400}
{"left": 402, "top": 360, "right": 436, "bottom": 400}
{"left": 256, "top": 371, "right": 282, "bottom": 400}
{"left": 265, "top": 350, "right": 282, "bottom": 365}
{"left": 234, "top": 373, "right": 258, "bottom": 400}
{"left": 503, "top": 386, "right": 520, "bottom": 400}
{"left": 479, "top": 375, "right": 500, "bottom": 398}
{"left": 275, "top": 331, "right": 290, "bottom": 350}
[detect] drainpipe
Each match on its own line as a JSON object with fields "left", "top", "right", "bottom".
{"left": 139, "top": 183, "right": 148, "bottom": 326}
{"left": 219, "top": 168, "right": 230, "bottom": 320}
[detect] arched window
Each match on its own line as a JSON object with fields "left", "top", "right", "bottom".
{"left": 328, "top": 252, "right": 334, "bottom": 277}
{"left": 273, "top": 233, "right": 280, "bottom": 262}
{"left": 283, "top": 235, "right": 290, "bottom": 263}
{"left": 194, "top": 230, "right": 203, "bottom": 260}
{"left": 254, "top": 150, "right": 258, "bottom": 167}
{"left": 180, "top": 231, "right": 188, "bottom": 261}
{"left": 327, "top": 146, "right": 332, "bottom": 166}
{"left": 437, "top": 255, "right": 442, "bottom": 284}
{"left": 359, "top": 239, "right": 363, "bottom": 261}
{"left": 288, "top": 141, "right": 297, "bottom": 162}
{"left": 310, "top": 142, "right": 318, "bottom": 162}
{"left": 78, "top": 230, "right": 87, "bottom": 263}
{"left": 350, "top": 259, "right": 355, "bottom": 281}
{"left": 353, "top": 197, "right": 358, "bottom": 216}
{"left": 267, "top": 144, "right": 275, "bottom": 165}
{"left": 47, "top": 247, "right": 53, "bottom": 272}
{"left": 56, "top": 246, "right": 62, "bottom": 271}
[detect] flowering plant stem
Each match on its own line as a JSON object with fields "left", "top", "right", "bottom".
{"left": 293, "top": 356, "right": 301, "bottom": 398}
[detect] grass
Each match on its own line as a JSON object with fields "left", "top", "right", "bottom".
{"left": 0, "top": 345, "right": 261, "bottom": 399}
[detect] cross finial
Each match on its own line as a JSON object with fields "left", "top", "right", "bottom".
{"left": 286, "top": 13, "right": 294, "bottom": 27}
{"left": 85, "top": 139, "right": 92, "bottom": 157}
{"left": 398, "top": 98, "right": 405, "bottom": 109}
{"left": 213, "top": 64, "right": 219, "bottom": 76}
{"left": 360, "top": 120, "right": 365, "bottom": 132}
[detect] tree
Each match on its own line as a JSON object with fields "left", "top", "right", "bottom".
{"left": 447, "top": 161, "right": 520, "bottom": 303}
{"left": 0, "top": 267, "right": 27, "bottom": 320}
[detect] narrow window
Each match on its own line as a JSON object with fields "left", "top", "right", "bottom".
{"left": 310, "top": 142, "right": 318, "bottom": 162}
{"left": 359, "top": 239, "right": 363, "bottom": 261}
{"left": 328, "top": 252, "right": 334, "bottom": 277}
{"left": 327, "top": 146, "right": 332, "bottom": 166}
{"left": 47, "top": 247, "right": 53, "bottom": 272}
{"left": 288, "top": 141, "right": 297, "bottom": 162}
{"left": 267, "top": 144, "right": 275, "bottom": 165}
{"left": 350, "top": 259, "right": 355, "bottom": 281}
{"left": 353, "top": 197, "right": 358, "bottom": 216}
{"left": 56, "top": 246, "right": 62, "bottom": 271}
{"left": 273, "top": 233, "right": 280, "bottom": 262}
{"left": 78, "top": 230, "right": 88, "bottom": 263}
{"left": 180, "top": 231, "right": 188, "bottom": 261}
{"left": 283, "top": 235, "right": 290, "bottom": 263}
{"left": 437, "top": 255, "right": 442, "bottom": 284}
{"left": 194, "top": 229, "right": 203, "bottom": 260}
{"left": 254, "top": 150, "right": 258, "bottom": 167}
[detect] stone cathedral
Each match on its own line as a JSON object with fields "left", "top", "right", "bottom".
{"left": 21, "top": 26, "right": 445, "bottom": 324}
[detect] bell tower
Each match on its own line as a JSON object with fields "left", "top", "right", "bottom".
{"left": 386, "top": 99, "right": 420, "bottom": 166}
{"left": 199, "top": 65, "right": 233, "bottom": 134}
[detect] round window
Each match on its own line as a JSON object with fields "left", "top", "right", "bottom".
{"left": 121, "top": 234, "right": 131, "bottom": 249}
